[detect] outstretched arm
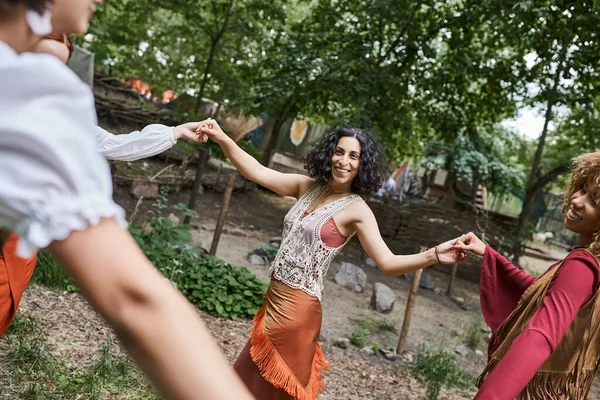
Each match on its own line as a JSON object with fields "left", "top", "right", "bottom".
{"left": 474, "top": 252, "right": 600, "bottom": 399}
{"left": 454, "top": 232, "right": 536, "bottom": 330}
{"left": 198, "top": 118, "right": 314, "bottom": 199}
{"left": 49, "top": 219, "right": 255, "bottom": 400}
{"left": 352, "top": 202, "right": 464, "bottom": 276}
{"left": 96, "top": 122, "right": 207, "bottom": 162}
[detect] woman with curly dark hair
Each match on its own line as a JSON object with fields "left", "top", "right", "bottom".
{"left": 198, "top": 118, "right": 466, "bottom": 400}
{"left": 455, "top": 152, "right": 600, "bottom": 399}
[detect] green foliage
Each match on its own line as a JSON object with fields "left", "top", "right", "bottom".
{"left": 465, "top": 320, "right": 483, "bottom": 351}
{"left": 350, "top": 327, "right": 368, "bottom": 348}
{"left": 260, "top": 245, "right": 279, "bottom": 261}
{"left": 33, "top": 251, "right": 78, "bottom": 293}
{"left": 371, "top": 341, "right": 381, "bottom": 353}
{"left": 30, "top": 191, "right": 266, "bottom": 320}
{"left": 354, "top": 316, "right": 398, "bottom": 334}
{"left": 422, "top": 129, "right": 528, "bottom": 196}
{"left": 350, "top": 316, "right": 397, "bottom": 350}
{"left": 179, "top": 255, "right": 267, "bottom": 318}
{"left": 411, "top": 348, "right": 473, "bottom": 400}
{"left": 1, "top": 314, "right": 159, "bottom": 399}
{"left": 130, "top": 197, "right": 267, "bottom": 319}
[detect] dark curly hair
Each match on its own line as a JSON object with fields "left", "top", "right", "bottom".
{"left": 304, "top": 127, "right": 385, "bottom": 195}
{"left": 0, "top": 0, "right": 51, "bottom": 17}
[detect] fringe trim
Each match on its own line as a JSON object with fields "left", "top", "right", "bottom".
{"left": 477, "top": 358, "right": 596, "bottom": 399}
{"left": 248, "top": 299, "right": 330, "bottom": 400}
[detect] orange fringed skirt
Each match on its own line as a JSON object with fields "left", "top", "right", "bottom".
{"left": 0, "top": 234, "right": 37, "bottom": 336}
{"left": 234, "top": 279, "right": 329, "bottom": 400}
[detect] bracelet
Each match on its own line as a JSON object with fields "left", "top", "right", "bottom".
{"left": 434, "top": 246, "right": 441, "bottom": 264}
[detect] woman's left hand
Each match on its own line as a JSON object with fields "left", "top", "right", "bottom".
{"left": 173, "top": 122, "right": 209, "bottom": 143}
{"left": 434, "top": 237, "right": 467, "bottom": 264}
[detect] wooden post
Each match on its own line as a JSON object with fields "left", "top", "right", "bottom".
{"left": 396, "top": 246, "right": 427, "bottom": 355}
{"left": 184, "top": 147, "right": 209, "bottom": 225}
{"left": 209, "top": 171, "right": 237, "bottom": 255}
{"left": 446, "top": 263, "right": 458, "bottom": 297}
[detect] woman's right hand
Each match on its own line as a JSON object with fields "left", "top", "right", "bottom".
{"left": 453, "top": 232, "right": 487, "bottom": 256}
{"left": 196, "top": 118, "right": 228, "bottom": 144}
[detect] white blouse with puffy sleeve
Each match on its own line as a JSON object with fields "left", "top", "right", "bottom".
{"left": 95, "top": 124, "right": 176, "bottom": 162}
{"left": 0, "top": 41, "right": 126, "bottom": 257}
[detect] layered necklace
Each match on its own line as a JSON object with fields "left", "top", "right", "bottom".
{"left": 305, "top": 184, "right": 352, "bottom": 214}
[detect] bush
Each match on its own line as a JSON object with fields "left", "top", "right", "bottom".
{"left": 465, "top": 319, "right": 484, "bottom": 350}
{"left": 130, "top": 205, "right": 267, "bottom": 319}
{"left": 32, "top": 196, "right": 267, "bottom": 320}
{"left": 180, "top": 255, "right": 267, "bottom": 318}
{"left": 411, "top": 348, "right": 473, "bottom": 400}
{"left": 350, "top": 327, "right": 368, "bottom": 347}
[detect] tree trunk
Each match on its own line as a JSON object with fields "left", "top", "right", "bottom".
{"left": 187, "top": 0, "right": 235, "bottom": 217}
{"left": 210, "top": 171, "right": 237, "bottom": 255}
{"left": 512, "top": 56, "right": 565, "bottom": 265}
{"left": 261, "top": 118, "right": 285, "bottom": 166}
{"left": 184, "top": 148, "right": 209, "bottom": 225}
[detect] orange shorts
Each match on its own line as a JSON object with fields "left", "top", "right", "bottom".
{"left": 0, "top": 234, "right": 37, "bottom": 336}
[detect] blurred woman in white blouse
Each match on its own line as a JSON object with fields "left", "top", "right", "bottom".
{"left": 0, "top": 1, "right": 253, "bottom": 399}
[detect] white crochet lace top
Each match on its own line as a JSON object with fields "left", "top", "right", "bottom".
{"left": 270, "top": 182, "right": 362, "bottom": 300}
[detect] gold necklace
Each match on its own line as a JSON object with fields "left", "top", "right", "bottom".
{"left": 306, "top": 185, "right": 351, "bottom": 214}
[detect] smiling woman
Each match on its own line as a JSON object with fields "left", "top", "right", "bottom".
{"left": 455, "top": 152, "right": 600, "bottom": 400}
{"left": 197, "top": 118, "right": 466, "bottom": 399}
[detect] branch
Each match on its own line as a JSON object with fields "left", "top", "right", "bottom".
{"left": 378, "top": 0, "right": 424, "bottom": 64}
{"left": 530, "top": 162, "right": 570, "bottom": 194}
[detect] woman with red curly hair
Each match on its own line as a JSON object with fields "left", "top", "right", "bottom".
{"left": 455, "top": 152, "right": 600, "bottom": 399}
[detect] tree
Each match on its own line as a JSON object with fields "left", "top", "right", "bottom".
{"left": 503, "top": 1, "right": 600, "bottom": 263}
{"left": 422, "top": 127, "right": 527, "bottom": 200}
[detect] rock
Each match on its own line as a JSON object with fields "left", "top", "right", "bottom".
{"left": 455, "top": 344, "right": 470, "bottom": 357}
{"left": 167, "top": 213, "right": 180, "bottom": 227}
{"left": 450, "top": 296, "right": 465, "bottom": 305}
{"left": 248, "top": 254, "right": 266, "bottom": 266}
{"left": 228, "top": 228, "right": 246, "bottom": 237}
{"left": 405, "top": 270, "right": 436, "bottom": 290}
{"left": 365, "top": 257, "right": 376, "bottom": 268}
{"left": 418, "top": 271, "right": 436, "bottom": 290}
{"left": 269, "top": 237, "right": 282, "bottom": 248}
{"left": 402, "top": 351, "right": 414, "bottom": 364}
{"left": 379, "top": 348, "right": 397, "bottom": 361}
{"left": 370, "top": 282, "right": 395, "bottom": 313}
{"left": 334, "top": 337, "right": 350, "bottom": 349}
{"left": 141, "top": 223, "right": 153, "bottom": 234}
{"left": 249, "top": 231, "right": 263, "bottom": 239}
{"left": 334, "top": 262, "right": 367, "bottom": 293}
{"left": 130, "top": 180, "right": 159, "bottom": 199}
{"left": 360, "top": 346, "right": 375, "bottom": 356}
{"left": 475, "top": 349, "right": 484, "bottom": 357}
{"left": 433, "top": 287, "right": 443, "bottom": 296}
